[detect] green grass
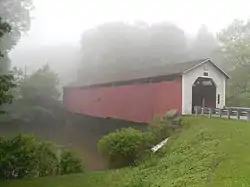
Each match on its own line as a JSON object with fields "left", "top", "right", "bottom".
{"left": 2, "top": 117, "right": 250, "bottom": 187}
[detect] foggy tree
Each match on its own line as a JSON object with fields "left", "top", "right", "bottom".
{"left": 79, "top": 21, "right": 188, "bottom": 80}
{"left": 149, "top": 22, "right": 188, "bottom": 62}
{"left": 0, "top": 0, "right": 33, "bottom": 72}
{"left": 80, "top": 22, "right": 149, "bottom": 68}
{"left": 191, "top": 25, "right": 218, "bottom": 59}
{"left": 226, "top": 64, "right": 250, "bottom": 106}
{"left": 218, "top": 19, "right": 250, "bottom": 106}
{"left": 18, "top": 64, "right": 60, "bottom": 102}
{"left": 1, "top": 64, "right": 60, "bottom": 121}
{"left": 0, "top": 18, "right": 15, "bottom": 110}
{"left": 218, "top": 19, "right": 250, "bottom": 66}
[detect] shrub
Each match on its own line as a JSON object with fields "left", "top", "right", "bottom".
{"left": 149, "top": 110, "right": 181, "bottom": 143}
{"left": 149, "top": 116, "right": 171, "bottom": 143}
{"left": 0, "top": 134, "right": 84, "bottom": 180}
{"left": 98, "top": 128, "right": 145, "bottom": 168}
{"left": 98, "top": 110, "right": 182, "bottom": 169}
{"left": 0, "top": 134, "right": 40, "bottom": 179}
{"left": 59, "top": 150, "right": 84, "bottom": 175}
{"left": 35, "top": 142, "right": 59, "bottom": 177}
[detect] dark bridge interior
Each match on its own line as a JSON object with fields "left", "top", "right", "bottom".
{"left": 192, "top": 77, "right": 216, "bottom": 113}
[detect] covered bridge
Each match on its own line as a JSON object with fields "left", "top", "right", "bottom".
{"left": 63, "top": 58, "right": 229, "bottom": 123}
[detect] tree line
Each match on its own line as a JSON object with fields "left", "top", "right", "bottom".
{"left": 78, "top": 22, "right": 218, "bottom": 80}
{"left": 1, "top": 0, "right": 250, "bottom": 112}
{"left": 78, "top": 20, "right": 250, "bottom": 107}
{"left": 0, "top": 0, "right": 60, "bottom": 121}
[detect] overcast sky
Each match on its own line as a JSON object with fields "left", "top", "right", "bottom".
{"left": 8, "top": 0, "right": 250, "bottom": 78}
{"left": 10, "top": 0, "right": 250, "bottom": 54}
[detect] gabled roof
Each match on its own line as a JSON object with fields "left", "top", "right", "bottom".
{"left": 182, "top": 58, "right": 230, "bottom": 78}
{"left": 69, "top": 58, "right": 229, "bottom": 87}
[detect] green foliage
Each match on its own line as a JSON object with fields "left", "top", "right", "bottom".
{"left": 0, "top": 74, "right": 15, "bottom": 108}
{"left": 0, "top": 0, "right": 33, "bottom": 71}
{"left": 4, "top": 117, "right": 250, "bottom": 187}
{"left": 0, "top": 17, "right": 15, "bottom": 111}
{"left": 59, "top": 150, "right": 84, "bottom": 175}
{"left": 35, "top": 142, "right": 59, "bottom": 177}
{"left": 218, "top": 19, "right": 250, "bottom": 67}
{"left": 0, "top": 134, "right": 84, "bottom": 180}
{"left": 98, "top": 111, "right": 181, "bottom": 169}
{"left": 0, "top": 17, "right": 11, "bottom": 42}
{"left": 218, "top": 19, "right": 250, "bottom": 106}
{"left": 98, "top": 128, "right": 145, "bottom": 168}
{"left": 0, "top": 64, "right": 61, "bottom": 122}
{"left": 123, "top": 176, "right": 152, "bottom": 187}
{"left": 149, "top": 111, "right": 181, "bottom": 143}
{"left": 149, "top": 116, "right": 171, "bottom": 143}
{"left": 19, "top": 64, "right": 60, "bottom": 101}
{"left": 226, "top": 64, "right": 250, "bottom": 106}
{"left": 0, "top": 134, "right": 42, "bottom": 179}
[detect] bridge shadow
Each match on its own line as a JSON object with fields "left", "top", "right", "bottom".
{"left": 0, "top": 111, "right": 147, "bottom": 171}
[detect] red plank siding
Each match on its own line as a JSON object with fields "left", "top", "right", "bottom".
{"left": 63, "top": 77, "right": 182, "bottom": 123}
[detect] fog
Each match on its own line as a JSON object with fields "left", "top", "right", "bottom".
{"left": 8, "top": 0, "right": 250, "bottom": 86}
{"left": 2, "top": 0, "right": 250, "bottom": 172}
{"left": 12, "top": 0, "right": 250, "bottom": 44}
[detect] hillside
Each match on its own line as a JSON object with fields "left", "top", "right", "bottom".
{"left": 2, "top": 117, "right": 250, "bottom": 187}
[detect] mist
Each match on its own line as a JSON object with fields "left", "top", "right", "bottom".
{"left": 8, "top": 0, "right": 250, "bottom": 87}
{"left": 2, "top": 0, "right": 250, "bottom": 172}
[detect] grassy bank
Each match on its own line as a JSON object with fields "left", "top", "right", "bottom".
{"left": 2, "top": 117, "right": 250, "bottom": 187}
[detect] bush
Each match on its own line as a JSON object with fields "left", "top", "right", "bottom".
{"left": 59, "top": 150, "right": 84, "bottom": 175}
{"left": 98, "top": 128, "right": 145, "bottom": 168}
{"left": 35, "top": 142, "right": 59, "bottom": 177}
{"left": 0, "top": 134, "right": 84, "bottom": 180}
{"left": 98, "top": 110, "right": 182, "bottom": 169}
{"left": 149, "top": 110, "right": 181, "bottom": 143}
{"left": 0, "top": 134, "right": 41, "bottom": 179}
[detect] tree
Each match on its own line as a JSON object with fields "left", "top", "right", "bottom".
{"left": 0, "top": 18, "right": 11, "bottom": 57}
{"left": 0, "top": 74, "right": 15, "bottom": 108}
{"left": 0, "top": 18, "right": 15, "bottom": 111}
{"left": 79, "top": 21, "right": 188, "bottom": 81}
{"left": 0, "top": 0, "right": 33, "bottom": 71}
{"left": 191, "top": 25, "right": 218, "bottom": 59}
{"left": 149, "top": 22, "right": 188, "bottom": 62}
{"left": 19, "top": 64, "right": 60, "bottom": 102}
{"left": 1, "top": 64, "right": 61, "bottom": 121}
{"left": 226, "top": 64, "right": 250, "bottom": 106}
{"left": 218, "top": 19, "right": 250, "bottom": 67}
{"left": 218, "top": 19, "right": 250, "bottom": 106}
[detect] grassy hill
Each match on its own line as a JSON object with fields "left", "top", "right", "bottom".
{"left": 2, "top": 117, "right": 250, "bottom": 187}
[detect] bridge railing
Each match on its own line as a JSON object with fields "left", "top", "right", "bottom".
{"left": 194, "top": 106, "right": 250, "bottom": 121}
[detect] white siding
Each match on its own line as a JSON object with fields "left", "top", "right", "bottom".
{"left": 182, "top": 61, "right": 227, "bottom": 115}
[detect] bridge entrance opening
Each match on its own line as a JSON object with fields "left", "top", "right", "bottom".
{"left": 192, "top": 77, "right": 216, "bottom": 113}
